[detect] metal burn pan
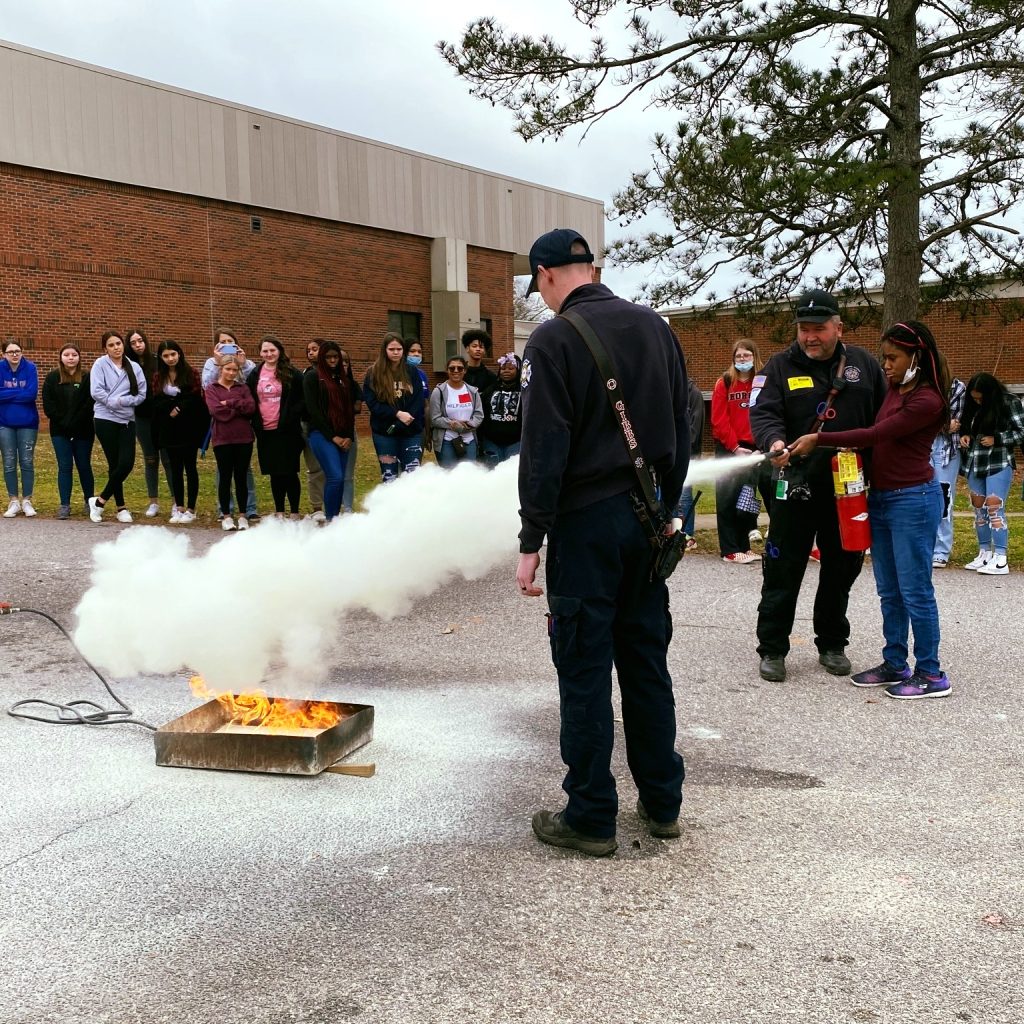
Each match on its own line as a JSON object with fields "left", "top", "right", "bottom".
{"left": 154, "top": 699, "right": 374, "bottom": 776}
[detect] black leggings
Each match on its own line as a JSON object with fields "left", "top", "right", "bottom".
{"left": 94, "top": 419, "right": 136, "bottom": 506}
{"left": 270, "top": 473, "right": 301, "bottom": 513}
{"left": 213, "top": 443, "right": 253, "bottom": 518}
{"left": 164, "top": 445, "right": 200, "bottom": 510}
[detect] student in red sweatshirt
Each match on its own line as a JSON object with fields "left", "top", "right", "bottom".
{"left": 711, "top": 339, "right": 771, "bottom": 563}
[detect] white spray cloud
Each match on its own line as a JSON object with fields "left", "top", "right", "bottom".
{"left": 73, "top": 459, "right": 522, "bottom": 691}
{"left": 72, "top": 452, "right": 762, "bottom": 692}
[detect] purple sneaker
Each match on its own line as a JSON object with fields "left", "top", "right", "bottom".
{"left": 851, "top": 663, "right": 912, "bottom": 688}
{"left": 885, "top": 672, "right": 951, "bottom": 700}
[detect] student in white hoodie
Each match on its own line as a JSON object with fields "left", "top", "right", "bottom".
{"left": 88, "top": 330, "right": 147, "bottom": 523}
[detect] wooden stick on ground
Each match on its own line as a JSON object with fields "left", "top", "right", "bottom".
{"left": 324, "top": 762, "right": 376, "bottom": 777}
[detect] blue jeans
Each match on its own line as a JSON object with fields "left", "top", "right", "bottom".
{"left": 967, "top": 465, "right": 1013, "bottom": 556}
{"left": 868, "top": 481, "right": 943, "bottom": 676}
{"left": 674, "top": 485, "right": 698, "bottom": 536}
{"left": 437, "top": 437, "right": 478, "bottom": 469}
{"left": 0, "top": 426, "right": 37, "bottom": 497}
{"left": 307, "top": 430, "right": 349, "bottom": 520}
{"left": 342, "top": 433, "right": 357, "bottom": 512}
{"left": 930, "top": 437, "right": 959, "bottom": 560}
{"left": 371, "top": 432, "right": 421, "bottom": 483}
{"left": 51, "top": 434, "right": 95, "bottom": 506}
{"left": 481, "top": 438, "right": 519, "bottom": 467}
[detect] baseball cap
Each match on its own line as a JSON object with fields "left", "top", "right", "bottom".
{"left": 793, "top": 288, "right": 841, "bottom": 323}
{"left": 526, "top": 229, "right": 594, "bottom": 294}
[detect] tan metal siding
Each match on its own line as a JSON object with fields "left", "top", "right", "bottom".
{"left": 0, "top": 40, "right": 605, "bottom": 258}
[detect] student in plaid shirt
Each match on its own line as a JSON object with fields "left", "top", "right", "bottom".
{"left": 960, "top": 372, "right": 1024, "bottom": 575}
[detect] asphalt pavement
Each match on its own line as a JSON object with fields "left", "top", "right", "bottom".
{"left": 0, "top": 518, "right": 1020, "bottom": 1024}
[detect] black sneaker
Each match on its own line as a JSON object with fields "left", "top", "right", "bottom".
{"left": 759, "top": 655, "right": 786, "bottom": 682}
{"left": 636, "top": 799, "right": 681, "bottom": 839}
{"left": 531, "top": 809, "right": 617, "bottom": 857}
{"left": 819, "top": 650, "right": 852, "bottom": 675}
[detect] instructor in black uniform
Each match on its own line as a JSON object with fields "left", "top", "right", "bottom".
{"left": 749, "top": 288, "right": 886, "bottom": 683}
{"left": 515, "top": 228, "right": 690, "bottom": 857}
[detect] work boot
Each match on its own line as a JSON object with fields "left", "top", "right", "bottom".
{"left": 759, "top": 655, "right": 786, "bottom": 682}
{"left": 636, "top": 799, "right": 681, "bottom": 839}
{"left": 819, "top": 650, "right": 852, "bottom": 675}
{"left": 531, "top": 809, "right": 616, "bottom": 857}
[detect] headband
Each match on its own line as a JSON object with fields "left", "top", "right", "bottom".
{"left": 888, "top": 322, "right": 925, "bottom": 349}
{"left": 497, "top": 352, "right": 518, "bottom": 367}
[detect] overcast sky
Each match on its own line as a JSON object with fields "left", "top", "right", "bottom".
{"left": 0, "top": 0, "right": 676, "bottom": 299}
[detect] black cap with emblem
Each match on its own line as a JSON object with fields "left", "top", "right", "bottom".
{"left": 793, "top": 288, "right": 841, "bottom": 323}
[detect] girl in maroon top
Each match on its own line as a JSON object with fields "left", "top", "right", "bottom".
{"left": 205, "top": 357, "right": 256, "bottom": 532}
{"left": 788, "top": 321, "right": 950, "bottom": 701}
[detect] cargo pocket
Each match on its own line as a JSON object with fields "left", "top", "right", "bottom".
{"left": 546, "top": 595, "right": 582, "bottom": 670}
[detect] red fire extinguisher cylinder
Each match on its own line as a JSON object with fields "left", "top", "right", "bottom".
{"left": 832, "top": 451, "right": 871, "bottom": 552}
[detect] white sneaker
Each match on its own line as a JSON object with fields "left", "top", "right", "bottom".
{"left": 21, "top": 498, "right": 36, "bottom": 517}
{"left": 310, "top": 510, "right": 326, "bottom": 523}
{"left": 88, "top": 497, "right": 104, "bottom": 523}
{"left": 978, "top": 557, "right": 1009, "bottom": 575}
{"left": 145, "top": 502, "right": 159, "bottom": 518}
{"left": 179, "top": 510, "right": 196, "bottom": 523}
{"left": 169, "top": 508, "right": 183, "bottom": 524}
{"left": 964, "top": 550, "right": 992, "bottom": 571}
{"left": 116, "top": 508, "right": 133, "bottom": 523}
{"left": 3, "top": 499, "right": 20, "bottom": 518}
{"left": 748, "top": 529, "right": 763, "bottom": 545}
{"left": 237, "top": 516, "right": 249, "bottom": 531}
{"left": 221, "top": 516, "right": 236, "bottom": 531}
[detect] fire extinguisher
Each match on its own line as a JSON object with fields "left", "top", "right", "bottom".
{"left": 832, "top": 450, "right": 871, "bottom": 552}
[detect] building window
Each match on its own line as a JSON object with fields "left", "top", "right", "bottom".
{"left": 480, "top": 317, "right": 493, "bottom": 340}
{"left": 388, "top": 311, "right": 421, "bottom": 341}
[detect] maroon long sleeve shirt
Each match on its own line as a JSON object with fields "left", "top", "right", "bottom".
{"left": 816, "top": 383, "right": 945, "bottom": 490}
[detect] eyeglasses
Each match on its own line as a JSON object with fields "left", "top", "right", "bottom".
{"left": 448, "top": 366, "right": 465, "bottom": 373}
{"left": 5, "top": 349, "right": 22, "bottom": 354}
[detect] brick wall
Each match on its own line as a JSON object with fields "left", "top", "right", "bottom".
{"left": 0, "top": 162, "right": 513, "bottom": 408}
{"left": 670, "top": 302, "right": 1024, "bottom": 395}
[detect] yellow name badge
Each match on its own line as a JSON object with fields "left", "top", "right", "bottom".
{"left": 787, "top": 376, "right": 814, "bottom": 390}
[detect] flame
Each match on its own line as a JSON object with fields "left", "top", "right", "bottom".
{"left": 190, "top": 675, "right": 341, "bottom": 731}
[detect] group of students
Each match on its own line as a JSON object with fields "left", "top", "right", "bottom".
{"left": 703, "top": 336, "right": 1024, "bottom": 575}
{"left": 0, "top": 327, "right": 523, "bottom": 527}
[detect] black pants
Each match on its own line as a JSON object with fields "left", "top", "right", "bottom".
{"left": 270, "top": 473, "right": 300, "bottom": 514}
{"left": 164, "top": 445, "right": 200, "bottom": 510}
{"left": 545, "top": 490, "right": 684, "bottom": 839}
{"left": 213, "top": 443, "right": 253, "bottom": 518}
{"left": 94, "top": 419, "right": 136, "bottom": 506}
{"left": 714, "top": 442, "right": 774, "bottom": 555}
{"left": 756, "top": 479, "right": 864, "bottom": 657}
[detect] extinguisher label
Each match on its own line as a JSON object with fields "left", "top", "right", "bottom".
{"left": 851, "top": 512, "right": 869, "bottom": 522}
{"left": 847, "top": 480, "right": 865, "bottom": 494}
{"left": 836, "top": 451, "right": 860, "bottom": 483}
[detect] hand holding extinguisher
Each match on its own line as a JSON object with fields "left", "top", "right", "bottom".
{"left": 784, "top": 433, "right": 872, "bottom": 552}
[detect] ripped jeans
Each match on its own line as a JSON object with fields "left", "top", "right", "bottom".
{"left": 967, "top": 465, "right": 1013, "bottom": 556}
{"left": 371, "top": 431, "right": 421, "bottom": 484}
{"left": 0, "top": 426, "right": 37, "bottom": 498}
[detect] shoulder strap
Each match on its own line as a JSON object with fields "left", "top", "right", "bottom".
{"left": 559, "top": 308, "right": 662, "bottom": 513}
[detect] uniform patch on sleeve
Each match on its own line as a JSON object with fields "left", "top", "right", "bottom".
{"left": 844, "top": 366, "right": 862, "bottom": 382}
{"left": 521, "top": 358, "right": 532, "bottom": 388}
{"left": 752, "top": 375, "right": 767, "bottom": 388}
{"left": 749, "top": 388, "right": 761, "bottom": 407}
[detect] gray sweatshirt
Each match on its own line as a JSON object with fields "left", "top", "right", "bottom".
{"left": 90, "top": 355, "right": 147, "bottom": 424}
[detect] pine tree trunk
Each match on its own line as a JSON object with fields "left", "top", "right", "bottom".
{"left": 883, "top": 0, "right": 923, "bottom": 326}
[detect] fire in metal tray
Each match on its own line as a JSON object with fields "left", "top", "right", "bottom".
{"left": 153, "top": 676, "right": 374, "bottom": 775}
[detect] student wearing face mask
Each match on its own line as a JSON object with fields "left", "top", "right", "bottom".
{"left": 710, "top": 339, "right": 771, "bottom": 563}
{"left": 786, "top": 321, "right": 950, "bottom": 700}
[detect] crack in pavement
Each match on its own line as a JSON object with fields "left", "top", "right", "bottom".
{"left": 0, "top": 795, "right": 142, "bottom": 872}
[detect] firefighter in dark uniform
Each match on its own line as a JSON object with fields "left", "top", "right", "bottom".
{"left": 515, "top": 228, "right": 690, "bottom": 857}
{"left": 749, "top": 288, "right": 886, "bottom": 683}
